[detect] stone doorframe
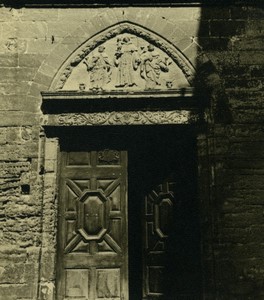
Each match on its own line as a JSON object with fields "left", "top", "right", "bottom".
{"left": 35, "top": 20, "right": 226, "bottom": 300}
{"left": 37, "top": 89, "right": 216, "bottom": 300}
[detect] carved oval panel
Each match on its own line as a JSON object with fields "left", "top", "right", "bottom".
{"left": 84, "top": 196, "right": 104, "bottom": 235}
{"left": 154, "top": 193, "right": 174, "bottom": 239}
{"left": 77, "top": 190, "right": 109, "bottom": 241}
{"left": 158, "top": 198, "right": 173, "bottom": 237}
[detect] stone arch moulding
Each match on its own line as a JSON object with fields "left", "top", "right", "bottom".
{"left": 49, "top": 21, "right": 196, "bottom": 92}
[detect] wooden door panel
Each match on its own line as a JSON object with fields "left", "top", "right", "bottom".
{"left": 65, "top": 269, "right": 89, "bottom": 299}
{"left": 57, "top": 150, "right": 128, "bottom": 300}
{"left": 143, "top": 182, "right": 176, "bottom": 299}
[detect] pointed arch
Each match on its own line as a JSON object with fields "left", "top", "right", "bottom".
{"left": 49, "top": 21, "right": 196, "bottom": 91}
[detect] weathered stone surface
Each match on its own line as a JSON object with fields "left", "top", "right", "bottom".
{"left": 21, "top": 8, "right": 59, "bottom": 21}
{"left": 0, "top": 67, "right": 37, "bottom": 83}
{"left": 0, "top": 82, "right": 30, "bottom": 95}
{"left": 18, "top": 53, "right": 47, "bottom": 68}
{"left": 0, "top": 4, "right": 263, "bottom": 300}
{"left": 210, "top": 20, "right": 247, "bottom": 37}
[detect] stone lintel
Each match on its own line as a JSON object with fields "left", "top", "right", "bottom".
{"left": 41, "top": 88, "right": 194, "bottom": 101}
{"left": 2, "top": 1, "right": 257, "bottom": 8}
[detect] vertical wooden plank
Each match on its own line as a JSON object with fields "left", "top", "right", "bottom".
{"left": 121, "top": 151, "right": 129, "bottom": 300}
{"left": 89, "top": 267, "right": 96, "bottom": 300}
{"left": 56, "top": 152, "right": 67, "bottom": 300}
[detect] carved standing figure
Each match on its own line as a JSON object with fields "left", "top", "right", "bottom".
{"left": 114, "top": 36, "right": 140, "bottom": 88}
{"left": 83, "top": 45, "right": 112, "bottom": 90}
{"left": 140, "top": 44, "right": 170, "bottom": 89}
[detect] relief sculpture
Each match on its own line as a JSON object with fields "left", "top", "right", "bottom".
{"left": 140, "top": 44, "right": 171, "bottom": 89}
{"left": 114, "top": 36, "right": 141, "bottom": 87}
{"left": 62, "top": 32, "right": 190, "bottom": 91}
{"left": 83, "top": 45, "right": 112, "bottom": 90}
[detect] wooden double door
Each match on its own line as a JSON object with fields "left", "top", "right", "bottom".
{"left": 56, "top": 126, "right": 202, "bottom": 300}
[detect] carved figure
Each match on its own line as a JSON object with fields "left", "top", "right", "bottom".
{"left": 140, "top": 44, "right": 170, "bottom": 89}
{"left": 114, "top": 36, "right": 140, "bottom": 88}
{"left": 83, "top": 45, "right": 111, "bottom": 90}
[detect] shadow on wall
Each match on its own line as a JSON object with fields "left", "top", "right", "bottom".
{"left": 195, "top": 3, "right": 264, "bottom": 299}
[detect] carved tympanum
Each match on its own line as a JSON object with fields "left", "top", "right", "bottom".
{"left": 62, "top": 33, "right": 190, "bottom": 91}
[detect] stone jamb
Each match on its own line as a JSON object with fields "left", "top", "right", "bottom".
{"left": 38, "top": 137, "right": 60, "bottom": 300}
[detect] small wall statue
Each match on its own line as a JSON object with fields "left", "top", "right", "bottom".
{"left": 140, "top": 44, "right": 171, "bottom": 89}
{"left": 114, "top": 36, "right": 141, "bottom": 88}
{"left": 83, "top": 45, "right": 112, "bottom": 90}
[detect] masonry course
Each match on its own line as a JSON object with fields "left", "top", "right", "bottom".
{"left": 0, "top": 4, "right": 263, "bottom": 299}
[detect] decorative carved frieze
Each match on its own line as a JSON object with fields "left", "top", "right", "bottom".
{"left": 52, "top": 23, "right": 195, "bottom": 92}
{"left": 41, "top": 111, "right": 198, "bottom": 126}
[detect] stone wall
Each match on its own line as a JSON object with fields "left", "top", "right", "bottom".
{"left": 0, "top": 4, "right": 263, "bottom": 299}
{"left": 199, "top": 6, "right": 264, "bottom": 299}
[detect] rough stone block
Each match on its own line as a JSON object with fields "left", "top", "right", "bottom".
{"left": 0, "top": 112, "right": 40, "bottom": 126}
{"left": 0, "top": 283, "right": 36, "bottom": 299}
{"left": 21, "top": 8, "right": 59, "bottom": 21}
{"left": 44, "top": 160, "right": 56, "bottom": 173}
{"left": 17, "top": 22, "right": 48, "bottom": 39}
{"left": 200, "top": 7, "right": 231, "bottom": 20}
{"left": 26, "top": 38, "right": 60, "bottom": 54}
{"left": 58, "top": 8, "right": 93, "bottom": 21}
{"left": 0, "top": 7, "right": 15, "bottom": 22}
{"left": 232, "top": 109, "right": 264, "bottom": 124}
{"left": 0, "top": 95, "right": 33, "bottom": 111}
{"left": 96, "top": 11, "right": 120, "bottom": 30}
{"left": 245, "top": 20, "right": 264, "bottom": 37}
{"left": 219, "top": 227, "right": 254, "bottom": 244}
{"left": 0, "top": 262, "right": 26, "bottom": 284}
{"left": 161, "top": 7, "right": 200, "bottom": 21}
{"left": 239, "top": 50, "right": 264, "bottom": 65}
{"left": 229, "top": 142, "right": 264, "bottom": 158}
{"left": 0, "top": 53, "right": 18, "bottom": 67}
{"left": 0, "top": 82, "right": 30, "bottom": 95}
{"left": 199, "top": 37, "right": 230, "bottom": 50}
{"left": 39, "top": 248, "right": 56, "bottom": 280}
{"left": 1, "top": 22, "right": 17, "bottom": 41}
{"left": 121, "top": 7, "right": 147, "bottom": 25}
{"left": 47, "top": 21, "right": 80, "bottom": 38}
{"left": 45, "top": 140, "right": 58, "bottom": 160}
{"left": 210, "top": 20, "right": 246, "bottom": 37}
{"left": 230, "top": 6, "right": 249, "bottom": 20}
{"left": 0, "top": 67, "right": 36, "bottom": 83}
{"left": 247, "top": 7, "right": 264, "bottom": 20}
{"left": 18, "top": 53, "right": 47, "bottom": 68}
{"left": 28, "top": 82, "right": 49, "bottom": 98}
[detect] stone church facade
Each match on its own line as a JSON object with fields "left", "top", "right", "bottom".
{"left": 0, "top": 1, "right": 263, "bottom": 299}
